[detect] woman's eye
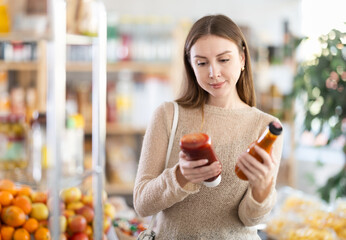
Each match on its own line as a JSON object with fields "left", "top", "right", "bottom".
{"left": 220, "top": 59, "right": 230, "bottom": 63}
{"left": 197, "top": 62, "right": 207, "bottom": 66}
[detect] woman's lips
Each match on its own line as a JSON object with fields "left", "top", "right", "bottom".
{"left": 208, "top": 81, "right": 225, "bottom": 89}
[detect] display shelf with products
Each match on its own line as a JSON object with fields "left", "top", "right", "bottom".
{"left": 64, "top": 15, "right": 188, "bottom": 199}
{"left": 0, "top": 37, "right": 47, "bottom": 113}
{"left": 0, "top": 0, "right": 119, "bottom": 239}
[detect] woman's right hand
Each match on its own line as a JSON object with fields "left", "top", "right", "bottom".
{"left": 176, "top": 151, "right": 222, "bottom": 187}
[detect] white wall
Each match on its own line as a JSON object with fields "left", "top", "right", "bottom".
{"left": 102, "top": 0, "right": 302, "bottom": 45}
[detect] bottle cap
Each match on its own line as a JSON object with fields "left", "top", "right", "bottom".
{"left": 269, "top": 121, "right": 283, "bottom": 135}
{"left": 203, "top": 175, "right": 221, "bottom": 188}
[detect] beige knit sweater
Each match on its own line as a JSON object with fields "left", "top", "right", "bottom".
{"left": 134, "top": 102, "right": 283, "bottom": 239}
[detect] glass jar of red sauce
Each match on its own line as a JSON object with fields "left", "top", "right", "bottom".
{"left": 180, "top": 133, "right": 221, "bottom": 187}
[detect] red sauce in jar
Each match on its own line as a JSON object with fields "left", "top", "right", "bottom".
{"left": 180, "top": 133, "right": 221, "bottom": 187}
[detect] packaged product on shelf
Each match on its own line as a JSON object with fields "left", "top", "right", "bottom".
{"left": 114, "top": 218, "right": 146, "bottom": 240}
{"left": 111, "top": 198, "right": 149, "bottom": 240}
{"left": 0, "top": 0, "right": 10, "bottom": 33}
{"left": 10, "top": 87, "right": 25, "bottom": 116}
{"left": 115, "top": 70, "right": 134, "bottom": 125}
{"left": 25, "top": 87, "right": 37, "bottom": 124}
{"left": 28, "top": 112, "right": 48, "bottom": 184}
{"left": 132, "top": 74, "right": 173, "bottom": 128}
{"left": 0, "top": 71, "right": 9, "bottom": 115}
{"left": 0, "top": 114, "right": 27, "bottom": 170}
{"left": 264, "top": 187, "right": 346, "bottom": 240}
{"left": 107, "top": 81, "right": 117, "bottom": 123}
{"left": 62, "top": 114, "right": 85, "bottom": 176}
{"left": 106, "top": 138, "right": 136, "bottom": 185}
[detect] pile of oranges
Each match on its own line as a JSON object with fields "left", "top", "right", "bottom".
{"left": 0, "top": 179, "right": 50, "bottom": 240}
{"left": 0, "top": 179, "right": 116, "bottom": 240}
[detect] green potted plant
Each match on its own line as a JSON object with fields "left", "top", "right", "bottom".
{"left": 287, "top": 29, "right": 346, "bottom": 202}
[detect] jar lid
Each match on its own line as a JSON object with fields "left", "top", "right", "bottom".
{"left": 180, "top": 133, "right": 210, "bottom": 150}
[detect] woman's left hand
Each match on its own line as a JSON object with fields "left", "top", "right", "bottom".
{"left": 236, "top": 145, "right": 278, "bottom": 202}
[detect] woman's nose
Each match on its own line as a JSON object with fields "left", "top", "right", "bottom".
{"left": 209, "top": 64, "right": 220, "bottom": 79}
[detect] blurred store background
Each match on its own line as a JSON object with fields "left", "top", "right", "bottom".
{"left": 0, "top": 0, "right": 345, "bottom": 239}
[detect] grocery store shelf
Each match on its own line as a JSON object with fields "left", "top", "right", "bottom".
{"left": 0, "top": 31, "right": 50, "bottom": 42}
{"left": 107, "top": 61, "right": 172, "bottom": 74}
{"left": 66, "top": 33, "right": 95, "bottom": 45}
{"left": 66, "top": 62, "right": 93, "bottom": 71}
{"left": 0, "top": 61, "right": 38, "bottom": 71}
{"left": 66, "top": 61, "right": 172, "bottom": 74}
{"left": 85, "top": 123, "right": 146, "bottom": 135}
{"left": 106, "top": 182, "right": 134, "bottom": 195}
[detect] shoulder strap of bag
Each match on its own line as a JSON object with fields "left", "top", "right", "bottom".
{"left": 165, "top": 101, "right": 179, "bottom": 168}
{"left": 142, "top": 101, "right": 179, "bottom": 238}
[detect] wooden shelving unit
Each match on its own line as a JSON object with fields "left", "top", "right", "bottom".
{"left": 0, "top": 61, "right": 39, "bottom": 71}
{"left": 85, "top": 123, "right": 146, "bottom": 135}
{"left": 66, "top": 61, "right": 172, "bottom": 74}
{"left": 0, "top": 20, "right": 186, "bottom": 203}
{"left": 0, "top": 31, "right": 50, "bottom": 42}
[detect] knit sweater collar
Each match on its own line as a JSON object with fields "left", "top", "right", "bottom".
{"left": 203, "top": 104, "right": 255, "bottom": 116}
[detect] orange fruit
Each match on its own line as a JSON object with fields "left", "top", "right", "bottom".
{"left": 0, "top": 179, "right": 17, "bottom": 196}
{"left": 13, "top": 228, "right": 30, "bottom": 240}
{"left": 0, "top": 191, "right": 13, "bottom": 206}
{"left": 34, "top": 227, "right": 51, "bottom": 240}
{"left": 1, "top": 206, "right": 26, "bottom": 227}
{"left": 23, "top": 218, "right": 39, "bottom": 233}
{"left": 0, "top": 225, "right": 14, "bottom": 240}
{"left": 16, "top": 185, "right": 32, "bottom": 197}
{"left": 13, "top": 195, "right": 32, "bottom": 215}
{"left": 30, "top": 203, "right": 49, "bottom": 221}
{"left": 31, "top": 191, "right": 48, "bottom": 204}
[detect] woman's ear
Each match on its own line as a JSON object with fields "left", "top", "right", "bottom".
{"left": 241, "top": 49, "right": 246, "bottom": 66}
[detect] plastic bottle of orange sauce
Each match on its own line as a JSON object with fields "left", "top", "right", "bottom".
{"left": 235, "top": 121, "right": 283, "bottom": 181}
{"left": 180, "top": 133, "right": 221, "bottom": 187}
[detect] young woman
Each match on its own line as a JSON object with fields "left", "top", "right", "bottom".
{"left": 134, "top": 14, "right": 283, "bottom": 239}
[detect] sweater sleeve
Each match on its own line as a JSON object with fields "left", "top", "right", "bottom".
{"left": 238, "top": 119, "right": 284, "bottom": 227}
{"left": 133, "top": 102, "right": 200, "bottom": 217}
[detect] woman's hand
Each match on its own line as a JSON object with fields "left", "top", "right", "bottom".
{"left": 176, "top": 151, "right": 222, "bottom": 187}
{"left": 236, "top": 145, "right": 277, "bottom": 202}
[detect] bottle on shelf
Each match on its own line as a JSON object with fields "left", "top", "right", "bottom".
{"left": 0, "top": 0, "right": 10, "bottom": 33}
{"left": 235, "top": 121, "right": 283, "bottom": 181}
{"left": 63, "top": 114, "right": 85, "bottom": 176}
{"left": 180, "top": 133, "right": 222, "bottom": 187}
{"left": 29, "top": 112, "right": 48, "bottom": 184}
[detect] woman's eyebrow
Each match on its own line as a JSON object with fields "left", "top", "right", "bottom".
{"left": 216, "top": 50, "right": 232, "bottom": 56}
{"left": 193, "top": 50, "right": 232, "bottom": 59}
{"left": 193, "top": 55, "right": 207, "bottom": 59}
